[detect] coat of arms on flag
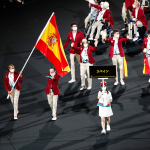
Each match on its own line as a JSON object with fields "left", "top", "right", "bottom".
{"left": 47, "top": 33, "right": 57, "bottom": 49}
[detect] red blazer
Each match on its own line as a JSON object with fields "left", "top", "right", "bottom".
{"left": 4, "top": 72, "right": 23, "bottom": 92}
{"left": 45, "top": 72, "right": 60, "bottom": 95}
{"left": 90, "top": 4, "right": 111, "bottom": 22}
{"left": 104, "top": 37, "right": 129, "bottom": 58}
{"left": 142, "top": 37, "right": 149, "bottom": 59}
{"left": 63, "top": 31, "right": 85, "bottom": 54}
{"left": 132, "top": 7, "right": 148, "bottom": 28}
{"left": 74, "top": 46, "right": 97, "bottom": 64}
{"left": 125, "top": 0, "right": 134, "bottom": 10}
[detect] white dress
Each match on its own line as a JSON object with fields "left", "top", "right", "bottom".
{"left": 98, "top": 91, "right": 113, "bottom": 117}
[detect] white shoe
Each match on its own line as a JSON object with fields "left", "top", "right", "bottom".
{"left": 122, "top": 28, "right": 125, "bottom": 31}
{"left": 14, "top": 116, "right": 18, "bottom": 120}
{"left": 101, "top": 129, "right": 106, "bottom": 134}
{"left": 85, "top": 74, "right": 87, "bottom": 78}
{"left": 148, "top": 79, "right": 150, "bottom": 83}
{"left": 120, "top": 80, "right": 125, "bottom": 85}
{"left": 88, "top": 37, "right": 93, "bottom": 40}
{"left": 68, "top": 79, "right": 76, "bottom": 83}
{"left": 114, "top": 81, "right": 118, "bottom": 85}
{"left": 94, "top": 38, "right": 98, "bottom": 41}
{"left": 87, "top": 86, "right": 92, "bottom": 90}
{"left": 52, "top": 117, "right": 57, "bottom": 120}
{"left": 133, "top": 37, "right": 138, "bottom": 41}
{"left": 80, "top": 86, "right": 86, "bottom": 91}
{"left": 17, "top": 111, "right": 19, "bottom": 114}
{"left": 106, "top": 125, "right": 111, "bottom": 131}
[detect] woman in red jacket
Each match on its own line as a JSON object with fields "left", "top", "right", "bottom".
{"left": 71, "top": 39, "right": 98, "bottom": 90}
{"left": 45, "top": 67, "right": 60, "bottom": 120}
{"left": 4, "top": 64, "right": 23, "bottom": 120}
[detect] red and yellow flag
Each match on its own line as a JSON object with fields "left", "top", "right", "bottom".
{"left": 123, "top": 57, "right": 128, "bottom": 78}
{"left": 143, "top": 57, "right": 150, "bottom": 74}
{"left": 35, "top": 13, "right": 70, "bottom": 76}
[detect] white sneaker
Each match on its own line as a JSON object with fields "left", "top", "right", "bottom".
{"left": 101, "top": 129, "right": 106, "bottom": 134}
{"left": 133, "top": 37, "right": 138, "bottom": 41}
{"left": 17, "top": 111, "right": 19, "bottom": 114}
{"left": 94, "top": 38, "right": 98, "bottom": 41}
{"left": 120, "top": 80, "right": 125, "bottom": 85}
{"left": 68, "top": 79, "right": 76, "bottom": 83}
{"left": 106, "top": 125, "right": 111, "bottom": 131}
{"left": 122, "top": 28, "right": 125, "bottom": 31}
{"left": 87, "top": 86, "right": 92, "bottom": 90}
{"left": 88, "top": 37, "right": 93, "bottom": 40}
{"left": 80, "top": 86, "right": 86, "bottom": 91}
{"left": 85, "top": 74, "right": 87, "bottom": 78}
{"left": 114, "top": 81, "right": 118, "bottom": 85}
{"left": 14, "top": 116, "right": 18, "bottom": 120}
{"left": 148, "top": 79, "right": 150, "bottom": 83}
{"left": 52, "top": 117, "right": 57, "bottom": 120}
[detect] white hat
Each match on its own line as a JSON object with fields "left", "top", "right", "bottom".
{"left": 103, "top": 2, "right": 109, "bottom": 9}
{"left": 82, "top": 39, "right": 87, "bottom": 43}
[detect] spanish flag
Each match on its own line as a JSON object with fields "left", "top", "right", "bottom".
{"left": 35, "top": 13, "right": 70, "bottom": 77}
{"left": 143, "top": 57, "right": 150, "bottom": 74}
{"left": 123, "top": 57, "right": 128, "bottom": 78}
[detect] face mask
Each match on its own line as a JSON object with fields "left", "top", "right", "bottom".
{"left": 84, "top": 44, "right": 88, "bottom": 48}
{"left": 10, "top": 69, "right": 15, "bottom": 73}
{"left": 148, "top": 36, "right": 150, "bottom": 39}
{"left": 115, "top": 34, "right": 119, "bottom": 38}
{"left": 72, "top": 27, "right": 77, "bottom": 31}
{"left": 50, "top": 72, "right": 56, "bottom": 77}
{"left": 132, "top": 5, "right": 136, "bottom": 8}
{"left": 101, "top": 5, "right": 103, "bottom": 8}
{"left": 101, "top": 87, "right": 106, "bottom": 90}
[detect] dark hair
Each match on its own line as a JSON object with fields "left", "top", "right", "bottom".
{"left": 96, "top": 0, "right": 101, "bottom": 5}
{"left": 50, "top": 67, "right": 56, "bottom": 71}
{"left": 100, "top": 85, "right": 109, "bottom": 94}
{"left": 71, "top": 22, "right": 77, "bottom": 27}
{"left": 7, "top": 64, "right": 15, "bottom": 72}
{"left": 148, "top": 30, "right": 150, "bottom": 34}
{"left": 113, "top": 29, "right": 119, "bottom": 34}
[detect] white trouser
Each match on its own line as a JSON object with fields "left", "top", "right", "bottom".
{"left": 112, "top": 55, "right": 124, "bottom": 81}
{"left": 10, "top": 89, "right": 20, "bottom": 117}
{"left": 47, "top": 93, "right": 58, "bottom": 117}
{"left": 80, "top": 63, "right": 93, "bottom": 87}
{"left": 70, "top": 53, "right": 80, "bottom": 80}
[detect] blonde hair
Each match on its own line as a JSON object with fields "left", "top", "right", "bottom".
{"left": 7, "top": 64, "right": 15, "bottom": 72}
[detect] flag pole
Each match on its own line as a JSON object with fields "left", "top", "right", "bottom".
{"left": 7, "top": 12, "right": 55, "bottom": 99}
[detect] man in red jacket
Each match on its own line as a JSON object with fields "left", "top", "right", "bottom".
{"left": 45, "top": 67, "right": 60, "bottom": 120}
{"left": 128, "top": 1, "right": 148, "bottom": 40}
{"left": 103, "top": 29, "right": 130, "bottom": 85}
{"left": 4, "top": 64, "right": 23, "bottom": 120}
{"left": 86, "top": 1, "right": 111, "bottom": 41}
{"left": 63, "top": 23, "right": 85, "bottom": 83}
{"left": 122, "top": 0, "right": 135, "bottom": 30}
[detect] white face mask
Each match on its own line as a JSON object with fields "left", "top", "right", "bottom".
{"left": 115, "top": 34, "right": 119, "bottom": 38}
{"left": 72, "top": 27, "right": 77, "bottom": 31}
{"left": 10, "top": 69, "right": 15, "bottom": 73}
{"left": 101, "top": 87, "right": 106, "bottom": 90}
{"left": 50, "top": 72, "right": 56, "bottom": 77}
{"left": 132, "top": 5, "right": 136, "bottom": 8}
{"left": 84, "top": 44, "right": 88, "bottom": 48}
{"left": 148, "top": 36, "right": 150, "bottom": 39}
